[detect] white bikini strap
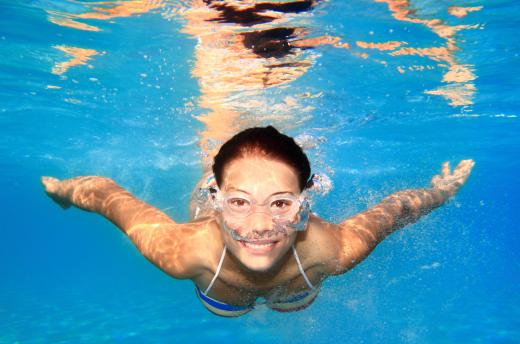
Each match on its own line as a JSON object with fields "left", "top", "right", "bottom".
{"left": 292, "top": 245, "right": 315, "bottom": 290}
{"left": 204, "top": 245, "right": 227, "bottom": 295}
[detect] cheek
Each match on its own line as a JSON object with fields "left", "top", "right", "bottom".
{"left": 223, "top": 217, "right": 241, "bottom": 229}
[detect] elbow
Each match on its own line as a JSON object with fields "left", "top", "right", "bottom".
{"left": 130, "top": 229, "right": 194, "bottom": 280}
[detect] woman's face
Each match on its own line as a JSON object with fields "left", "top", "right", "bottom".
{"left": 218, "top": 156, "right": 301, "bottom": 272}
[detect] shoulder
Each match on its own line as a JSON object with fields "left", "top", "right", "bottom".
{"left": 178, "top": 217, "right": 225, "bottom": 275}
{"left": 296, "top": 214, "right": 344, "bottom": 276}
{"left": 135, "top": 217, "right": 223, "bottom": 280}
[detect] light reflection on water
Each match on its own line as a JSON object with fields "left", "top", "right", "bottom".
{"left": 43, "top": 0, "right": 483, "bottom": 162}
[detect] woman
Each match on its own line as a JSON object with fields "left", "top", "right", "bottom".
{"left": 41, "top": 126, "right": 474, "bottom": 317}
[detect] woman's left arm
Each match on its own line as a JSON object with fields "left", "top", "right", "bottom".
{"left": 331, "top": 160, "right": 474, "bottom": 274}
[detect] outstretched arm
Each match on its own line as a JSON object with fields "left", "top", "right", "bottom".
{"left": 332, "top": 160, "right": 474, "bottom": 274}
{"left": 41, "top": 176, "right": 200, "bottom": 278}
{"left": 41, "top": 176, "right": 175, "bottom": 234}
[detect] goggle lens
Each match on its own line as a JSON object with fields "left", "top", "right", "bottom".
{"left": 223, "top": 194, "right": 300, "bottom": 219}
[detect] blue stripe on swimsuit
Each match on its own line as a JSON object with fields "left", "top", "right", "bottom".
{"left": 195, "top": 245, "right": 319, "bottom": 317}
{"left": 195, "top": 285, "right": 254, "bottom": 317}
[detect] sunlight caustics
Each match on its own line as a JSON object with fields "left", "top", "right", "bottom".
{"left": 51, "top": 45, "right": 100, "bottom": 75}
{"left": 48, "top": 13, "right": 102, "bottom": 32}
{"left": 369, "top": 0, "right": 482, "bottom": 106}
{"left": 356, "top": 41, "right": 405, "bottom": 51}
{"left": 47, "top": 1, "right": 165, "bottom": 79}
{"left": 75, "top": 0, "right": 165, "bottom": 20}
{"left": 448, "top": 6, "right": 483, "bottom": 18}
{"left": 47, "top": 0, "right": 165, "bottom": 32}
{"left": 46, "top": 0, "right": 485, "bottom": 157}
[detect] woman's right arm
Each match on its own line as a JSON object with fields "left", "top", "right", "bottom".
{"left": 41, "top": 176, "right": 199, "bottom": 278}
{"left": 41, "top": 176, "right": 174, "bottom": 233}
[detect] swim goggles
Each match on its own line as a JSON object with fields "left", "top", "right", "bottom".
{"left": 220, "top": 195, "right": 311, "bottom": 241}
{"left": 216, "top": 191, "right": 310, "bottom": 232}
{"left": 196, "top": 173, "right": 322, "bottom": 231}
{"left": 221, "top": 192, "right": 302, "bottom": 218}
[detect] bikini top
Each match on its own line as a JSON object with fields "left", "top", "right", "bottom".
{"left": 195, "top": 245, "right": 319, "bottom": 317}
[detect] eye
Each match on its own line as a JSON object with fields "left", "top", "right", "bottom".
{"left": 228, "top": 198, "right": 250, "bottom": 209}
{"left": 271, "top": 199, "right": 292, "bottom": 209}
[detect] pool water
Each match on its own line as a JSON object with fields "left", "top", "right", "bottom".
{"left": 1, "top": 0, "right": 519, "bottom": 343}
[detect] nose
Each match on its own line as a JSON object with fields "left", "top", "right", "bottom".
{"left": 247, "top": 211, "right": 273, "bottom": 234}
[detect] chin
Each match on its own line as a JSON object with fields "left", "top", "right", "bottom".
{"left": 241, "top": 257, "right": 276, "bottom": 272}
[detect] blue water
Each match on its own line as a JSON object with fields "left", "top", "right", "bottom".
{"left": 1, "top": 0, "right": 519, "bottom": 343}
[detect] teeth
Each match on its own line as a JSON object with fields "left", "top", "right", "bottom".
{"left": 243, "top": 242, "right": 275, "bottom": 249}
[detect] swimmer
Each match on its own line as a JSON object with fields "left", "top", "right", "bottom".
{"left": 41, "top": 126, "right": 474, "bottom": 317}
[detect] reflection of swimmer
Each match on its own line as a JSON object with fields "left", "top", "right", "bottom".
{"left": 186, "top": 0, "right": 341, "bottom": 87}
{"left": 42, "top": 126, "right": 474, "bottom": 317}
{"left": 183, "top": 0, "right": 344, "bottom": 163}
{"left": 204, "top": 0, "right": 317, "bottom": 25}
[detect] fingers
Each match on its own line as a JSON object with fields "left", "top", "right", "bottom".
{"left": 430, "top": 175, "right": 441, "bottom": 188}
{"left": 453, "top": 159, "right": 475, "bottom": 177}
{"left": 456, "top": 159, "right": 475, "bottom": 171}
{"left": 432, "top": 159, "right": 475, "bottom": 192}
{"left": 440, "top": 160, "right": 475, "bottom": 177}
{"left": 41, "top": 176, "right": 60, "bottom": 193}
{"left": 441, "top": 161, "right": 451, "bottom": 177}
{"left": 41, "top": 176, "right": 58, "bottom": 184}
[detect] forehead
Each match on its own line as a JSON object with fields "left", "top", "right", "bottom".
{"left": 221, "top": 156, "right": 300, "bottom": 195}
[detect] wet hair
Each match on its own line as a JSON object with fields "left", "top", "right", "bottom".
{"left": 204, "top": 0, "right": 316, "bottom": 26}
{"left": 212, "top": 126, "right": 311, "bottom": 191}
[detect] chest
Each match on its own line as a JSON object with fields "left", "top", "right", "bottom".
{"left": 195, "top": 256, "right": 323, "bottom": 305}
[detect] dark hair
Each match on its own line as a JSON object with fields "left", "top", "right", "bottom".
{"left": 212, "top": 126, "right": 311, "bottom": 191}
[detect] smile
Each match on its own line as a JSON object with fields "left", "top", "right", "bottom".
{"left": 239, "top": 240, "right": 279, "bottom": 253}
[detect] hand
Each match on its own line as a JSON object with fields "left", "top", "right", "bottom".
{"left": 41, "top": 176, "right": 74, "bottom": 209}
{"left": 430, "top": 160, "right": 475, "bottom": 196}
